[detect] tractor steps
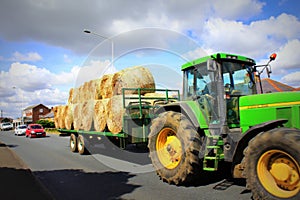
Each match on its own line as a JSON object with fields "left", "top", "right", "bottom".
{"left": 203, "top": 135, "right": 224, "bottom": 171}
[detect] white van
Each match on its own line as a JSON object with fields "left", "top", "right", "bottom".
{"left": 0, "top": 122, "right": 13, "bottom": 131}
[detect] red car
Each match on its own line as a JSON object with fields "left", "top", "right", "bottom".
{"left": 25, "top": 124, "right": 46, "bottom": 138}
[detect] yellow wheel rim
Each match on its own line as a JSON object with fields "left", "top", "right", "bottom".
{"left": 257, "top": 149, "right": 300, "bottom": 198}
{"left": 156, "top": 128, "right": 182, "bottom": 169}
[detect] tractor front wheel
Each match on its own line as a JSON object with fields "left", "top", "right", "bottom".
{"left": 245, "top": 128, "right": 300, "bottom": 200}
{"left": 148, "top": 111, "right": 202, "bottom": 185}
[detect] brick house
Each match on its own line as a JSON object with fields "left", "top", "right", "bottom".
{"left": 23, "top": 104, "right": 51, "bottom": 123}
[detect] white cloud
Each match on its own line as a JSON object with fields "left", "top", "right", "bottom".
{"left": 183, "top": 47, "right": 212, "bottom": 60}
{"left": 7, "top": 62, "right": 53, "bottom": 91}
{"left": 281, "top": 71, "right": 300, "bottom": 87}
{"left": 74, "top": 60, "right": 115, "bottom": 87}
{"left": 252, "top": 13, "right": 300, "bottom": 41}
{"left": 9, "top": 51, "right": 42, "bottom": 62}
{"left": 199, "top": 13, "right": 300, "bottom": 58}
{"left": 0, "top": 0, "right": 266, "bottom": 54}
{"left": 211, "top": 0, "right": 265, "bottom": 20}
{"left": 0, "top": 62, "right": 71, "bottom": 117}
{"left": 272, "top": 39, "right": 300, "bottom": 70}
{"left": 256, "top": 39, "right": 300, "bottom": 79}
{"left": 0, "top": 60, "right": 115, "bottom": 118}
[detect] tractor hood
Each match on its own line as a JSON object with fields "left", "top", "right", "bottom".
{"left": 239, "top": 91, "right": 300, "bottom": 132}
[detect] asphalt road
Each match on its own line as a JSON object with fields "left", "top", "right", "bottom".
{"left": 0, "top": 130, "right": 252, "bottom": 200}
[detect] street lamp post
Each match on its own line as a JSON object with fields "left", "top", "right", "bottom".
{"left": 12, "top": 86, "right": 24, "bottom": 124}
{"left": 83, "top": 29, "right": 114, "bottom": 67}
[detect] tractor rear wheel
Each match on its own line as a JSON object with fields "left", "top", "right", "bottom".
{"left": 244, "top": 128, "right": 300, "bottom": 200}
{"left": 148, "top": 111, "right": 202, "bottom": 185}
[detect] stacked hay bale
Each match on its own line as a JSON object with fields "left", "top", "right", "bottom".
{"left": 54, "top": 66, "right": 156, "bottom": 134}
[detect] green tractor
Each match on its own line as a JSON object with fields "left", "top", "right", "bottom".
{"left": 148, "top": 53, "right": 300, "bottom": 199}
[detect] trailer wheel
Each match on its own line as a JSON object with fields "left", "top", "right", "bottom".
{"left": 77, "top": 135, "right": 86, "bottom": 155}
{"left": 70, "top": 134, "right": 77, "bottom": 152}
{"left": 245, "top": 128, "right": 300, "bottom": 200}
{"left": 148, "top": 111, "right": 202, "bottom": 185}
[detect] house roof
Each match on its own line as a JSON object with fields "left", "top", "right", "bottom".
{"left": 23, "top": 104, "right": 49, "bottom": 111}
{"left": 261, "top": 78, "right": 295, "bottom": 93}
{"left": 41, "top": 111, "right": 54, "bottom": 118}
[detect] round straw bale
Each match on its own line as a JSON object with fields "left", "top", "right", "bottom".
{"left": 112, "top": 66, "right": 155, "bottom": 96}
{"left": 80, "top": 100, "right": 95, "bottom": 131}
{"left": 94, "top": 78, "right": 102, "bottom": 100}
{"left": 106, "top": 95, "right": 139, "bottom": 134}
{"left": 67, "top": 88, "right": 74, "bottom": 104}
{"left": 53, "top": 106, "right": 60, "bottom": 129}
{"left": 73, "top": 103, "right": 81, "bottom": 130}
{"left": 106, "top": 96, "right": 124, "bottom": 134}
{"left": 72, "top": 88, "right": 79, "bottom": 104}
{"left": 93, "top": 99, "right": 109, "bottom": 132}
{"left": 99, "top": 74, "right": 114, "bottom": 99}
{"left": 57, "top": 105, "right": 67, "bottom": 129}
{"left": 64, "top": 104, "right": 73, "bottom": 130}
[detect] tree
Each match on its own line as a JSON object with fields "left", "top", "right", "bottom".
{"left": 36, "top": 119, "right": 55, "bottom": 128}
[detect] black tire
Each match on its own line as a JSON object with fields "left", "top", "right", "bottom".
{"left": 70, "top": 134, "right": 78, "bottom": 152}
{"left": 244, "top": 128, "right": 300, "bottom": 200}
{"left": 148, "top": 111, "right": 202, "bottom": 185}
{"left": 77, "top": 135, "right": 86, "bottom": 155}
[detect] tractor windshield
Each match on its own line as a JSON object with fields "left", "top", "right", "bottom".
{"left": 183, "top": 61, "right": 256, "bottom": 100}
{"left": 222, "top": 61, "right": 256, "bottom": 96}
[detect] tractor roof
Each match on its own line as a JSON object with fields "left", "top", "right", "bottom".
{"left": 181, "top": 52, "right": 256, "bottom": 70}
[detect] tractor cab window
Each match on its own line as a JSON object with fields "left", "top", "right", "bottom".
{"left": 185, "top": 68, "right": 195, "bottom": 98}
{"left": 222, "top": 62, "right": 256, "bottom": 96}
{"left": 183, "top": 63, "right": 213, "bottom": 100}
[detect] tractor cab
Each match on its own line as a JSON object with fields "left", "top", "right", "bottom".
{"left": 182, "top": 53, "right": 258, "bottom": 129}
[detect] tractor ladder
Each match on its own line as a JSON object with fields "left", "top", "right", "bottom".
{"left": 203, "top": 135, "right": 224, "bottom": 171}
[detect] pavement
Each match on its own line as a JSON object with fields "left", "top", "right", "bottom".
{"left": 0, "top": 140, "right": 53, "bottom": 200}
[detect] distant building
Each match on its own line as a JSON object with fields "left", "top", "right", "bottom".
{"left": 39, "top": 108, "right": 54, "bottom": 122}
{"left": 261, "top": 78, "right": 295, "bottom": 93}
{"left": 0, "top": 117, "right": 13, "bottom": 123}
{"left": 23, "top": 104, "right": 51, "bottom": 123}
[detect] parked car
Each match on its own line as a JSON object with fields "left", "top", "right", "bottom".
{"left": 25, "top": 124, "right": 46, "bottom": 138}
{"left": 14, "top": 124, "right": 27, "bottom": 136}
{"left": 0, "top": 122, "right": 13, "bottom": 131}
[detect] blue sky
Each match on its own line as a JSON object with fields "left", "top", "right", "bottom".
{"left": 0, "top": 0, "right": 300, "bottom": 118}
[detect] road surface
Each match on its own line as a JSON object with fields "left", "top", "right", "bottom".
{"left": 0, "top": 130, "right": 252, "bottom": 200}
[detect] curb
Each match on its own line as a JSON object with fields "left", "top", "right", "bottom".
{"left": 0, "top": 140, "right": 54, "bottom": 199}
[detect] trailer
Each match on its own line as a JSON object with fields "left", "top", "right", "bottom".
{"left": 58, "top": 88, "right": 180, "bottom": 155}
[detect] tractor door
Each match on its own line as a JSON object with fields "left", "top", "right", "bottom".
{"left": 183, "top": 60, "right": 227, "bottom": 136}
{"left": 222, "top": 62, "right": 257, "bottom": 128}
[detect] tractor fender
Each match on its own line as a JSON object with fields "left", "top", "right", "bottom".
{"left": 231, "top": 119, "right": 287, "bottom": 177}
{"left": 154, "top": 102, "right": 201, "bottom": 130}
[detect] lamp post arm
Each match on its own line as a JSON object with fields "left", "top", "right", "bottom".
{"left": 83, "top": 29, "right": 114, "bottom": 66}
